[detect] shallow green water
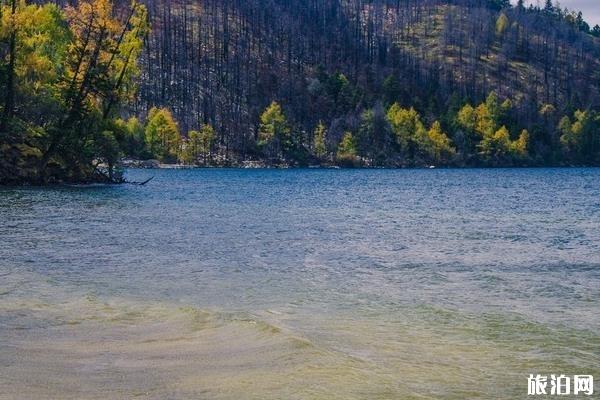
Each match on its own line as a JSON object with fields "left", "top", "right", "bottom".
{"left": 1, "top": 168, "right": 599, "bottom": 399}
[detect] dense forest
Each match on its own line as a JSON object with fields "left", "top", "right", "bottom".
{"left": 0, "top": 0, "right": 148, "bottom": 183}
{"left": 1, "top": 0, "right": 599, "bottom": 183}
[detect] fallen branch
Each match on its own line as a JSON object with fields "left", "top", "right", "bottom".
{"left": 128, "top": 176, "right": 154, "bottom": 185}
{"left": 93, "top": 169, "right": 154, "bottom": 185}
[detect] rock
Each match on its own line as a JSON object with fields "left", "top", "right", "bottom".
{"left": 140, "top": 159, "right": 160, "bottom": 168}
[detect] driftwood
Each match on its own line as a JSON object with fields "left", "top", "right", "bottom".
{"left": 94, "top": 168, "right": 154, "bottom": 185}
{"left": 128, "top": 176, "right": 154, "bottom": 185}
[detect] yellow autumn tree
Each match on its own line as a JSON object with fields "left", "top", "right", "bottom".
{"left": 427, "top": 121, "right": 456, "bottom": 163}
{"left": 258, "top": 101, "right": 291, "bottom": 158}
{"left": 336, "top": 132, "right": 359, "bottom": 166}
{"left": 145, "top": 107, "right": 180, "bottom": 161}
{"left": 313, "top": 121, "right": 327, "bottom": 159}
{"left": 510, "top": 129, "right": 529, "bottom": 158}
{"left": 386, "top": 104, "right": 428, "bottom": 158}
{"left": 38, "top": 0, "right": 149, "bottom": 176}
{"left": 183, "top": 124, "right": 215, "bottom": 164}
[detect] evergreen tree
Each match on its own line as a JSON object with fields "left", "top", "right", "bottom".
{"left": 0, "top": 0, "right": 148, "bottom": 183}
{"left": 478, "top": 126, "right": 512, "bottom": 163}
{"left": 313, "top": 121, "right": 327, "bottom": 160}
{"left": 145, "top": 107, "right": 180, "bottom": 162}
{"left": 357, "top": 104, "right": 391, "bottom": 162}
{"left": 198, "top": 124, "right": 215, "bottom": 164}
{"left": 336, "top": 132, "right": 359, "bottom": 166}
{"left": 559, "top": 111, "right": 600, "bottom": 163}
{"left": 182, "top": 127, "right": 214, "bottom": 165}
{"left": 40, "top": 0, "right": 148, "bottom": 171}
{"left": 387, "top": 104, "right": 427, "bottom": 161}
{"left": 427, "top": 121, "right": 456, "bottom": 164}
{"left": 510, "top": 129, "right": 529, "bottom": 159}
{"left": 382, "top": 74, "right": 401, "bottom": 106}
{"left": 496, "top": 13, "right": 509, "bottom": 36}
{"left": 258, "top": 101, "right": 291, "bottom": 159}
{"left": 114, "top": 117, "right": 147, "bottom": 158}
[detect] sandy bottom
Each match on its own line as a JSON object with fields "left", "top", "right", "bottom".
{"left": 1, "top": 296, "right": 406, "bottom": 400}
{"left": 1, "top": 273, "right": 597, "bottom": 399}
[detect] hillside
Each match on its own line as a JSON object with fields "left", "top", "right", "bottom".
{"left": 136, "top": 0, "right": 600, "bottom": 164}
{"left": 1, "top": 0, "right": 599, "bottom": 184}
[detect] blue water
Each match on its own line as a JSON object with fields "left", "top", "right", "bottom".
{"left": 1, "top": 168, "right": 599, "bottom": 399}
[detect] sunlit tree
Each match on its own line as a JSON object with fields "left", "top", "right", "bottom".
{"left": 336, "top": 131, "right": 359, "bottom": 166}
{"left": 313, "top": 121, "right": 327, "bottom": 159}
{"left": 145, "top": 107, "right": 180, "bottom": 161}
{"left": 427, "top": 121, "right": 456, "bottom": 164}
{"left": 387, "top": 103, "right": 427, "bottom": 161}
{"left": 258, "top": 101, "right": 291, "bottom": 158}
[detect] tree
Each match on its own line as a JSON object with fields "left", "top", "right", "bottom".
{"left": 0, "top": 2, "right": 70, "bottom": 131}
{"left": 2, "top": 0, "right": 600, "bottom": 181}
{"left": 387, "top": 104, "right": 427, "bottom": 162}
{"left": 181, "top": 125, "right": 214, "bottom": 165}
{"left": 478, "top": 124, "right": 529, "bottom": 164}
{"left": 114, "top": 116, "right": 146, "bottom": 157}
{"left": 558, "top": 115, "right": 573, "bottom": 145}
{"left": 313, "top": 121, "right": 327, "bottom": 159}
{"left": 478, "top": 126, "right": 512, "bottom": 163}
{"left": 455, "top": 93, "right": 515, "bottom": 162}
{"left": 327, "top": 73, "right": 357, "bottom": 113}
{"left": 198, "top": 124, "right": 215, "bottom": 164}
{"left": 336, "top": 132, "right": 359, "bottom": 166}
{"left": 258, "top": 101, "right": 291, "bottom": 158}
{"left": 382, "top": 74, "right": 401, "bottom": 105}
{"left": 559, "top": 111, "right": 599, "bottom": 162}
{"left": 510, "top": 129, "right": 529, "bottom": 159}
{"left": 93, "top": 130, "right": 121, "bottom": 179}
{"left": 357, "top": 103, "right": 392, "bottom": 162}
{"left": 483, "top": 91, "right": 501, "bottom": 132}
{"left": 145, "top": 107, "right": 180, "bottom": 161}
{"left": 427, "top": 121, "right": 456, "bottom": 164}
{"left": 496, "top": 13, "right": 509, "bottom": 36}
{"left": 181, "top": 131, "right": 200, "bottom": 165}
{"left": 457, "top": 104, "right": 477, "bottom": 133}
{"left": 1, "top": 0, "right": 18, "bottom": 131}
{"left": 38, "top": 0, "right": 148, "bottom": 179}
{"left": 0, "top": 0, "right": 148, "bottom": 183}
{"left": 575, "top": 12, "right": 589, "bottom": 32}
{"left": 60, "top": 0, "right": 148, "bottom": 118}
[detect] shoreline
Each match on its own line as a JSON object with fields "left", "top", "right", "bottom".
{"left": 2, "top": 163, "right": 598, "bottom": 187}
{"left": 125, "top": 162, "right": 597, "bottom": 170}
{"left": 122, "top": 157, "right": 598, "bottom": 170}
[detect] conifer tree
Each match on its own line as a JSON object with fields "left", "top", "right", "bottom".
{"left": 336, "top": 132, "right": 358, "bottom": 166}
{"left": 313, "top": 121, "right": 327, "bottom": 160}
{"left": 258, "top": 101, "right": 291, "bottom": 159}
{"left": 427, "top": 121, "right": 456, "bottom": 164}
{"left": 145, "top": 107, "right": 180, "bottom": 161}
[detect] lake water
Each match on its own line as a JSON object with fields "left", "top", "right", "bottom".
{"left": 1, "top": 168, "right": 599, "bottom": 399}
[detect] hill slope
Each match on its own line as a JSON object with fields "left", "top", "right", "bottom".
{"left": 136, "top": 0, "right": 600, "bottom": 163}
{"left": 1, "top": 0, "right": 599, "bottom": 185}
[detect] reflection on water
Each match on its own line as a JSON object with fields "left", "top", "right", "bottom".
{"left": 1, "top": 169, "right": 599, "bottom": 399}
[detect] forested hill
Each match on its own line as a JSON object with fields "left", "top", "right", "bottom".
{"left": 1, "top": 0, "right": 599, "bottom": 184}
{"left": 136, "top": 0, "right": 599, "bottom": 165}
